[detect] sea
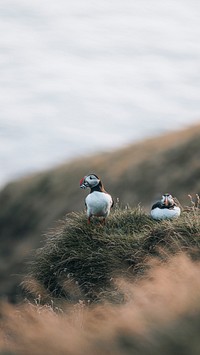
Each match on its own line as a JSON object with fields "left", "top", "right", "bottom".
{"left": 0, "top": 0, "right": 200, "bottom": 188}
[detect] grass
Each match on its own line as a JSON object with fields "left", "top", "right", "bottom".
{"left": 2, "top": 253, "right": 200, "bottom": 354}
{"left": 23, "top": 202, "right": 200, "bottom": 305}
{"left": 0, "top": 198, "right": 199, "bottom": 354}
{"left": 0, "top": 124, "right": 200, "bottom": 352}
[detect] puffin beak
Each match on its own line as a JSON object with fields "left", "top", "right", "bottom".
{"left": 164, "top": 198, "right": 168, "bottom": 206}
{"left": 80, "top": 177, "right": 86, "bottom": 189}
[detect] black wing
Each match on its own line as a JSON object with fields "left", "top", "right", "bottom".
{"left": 151, "top": 201, "right": 162, "bottom": 210}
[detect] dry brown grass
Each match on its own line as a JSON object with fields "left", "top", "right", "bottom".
{"left": 1, "top": 254, "right": 200, "bottom": 355}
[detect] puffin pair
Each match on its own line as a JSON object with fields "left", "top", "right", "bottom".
{"left": 80, "top": 174, "right": 181, "bottom": 223}
{"left": 80, "top": 174, "right": 114, "bottom": 224}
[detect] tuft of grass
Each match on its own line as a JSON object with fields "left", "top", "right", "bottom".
{"left": 23, "top": 206, "right": 200, "bottom": 305}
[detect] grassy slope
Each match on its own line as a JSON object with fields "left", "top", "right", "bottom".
{"left": 0, "top": 123, "right": 200, "bottom": 301}
{"left": 24, "top": 206, "right": 200, "bottom": 305}
{"left": 0, "top": 125, "right": 200, "bottom": 354}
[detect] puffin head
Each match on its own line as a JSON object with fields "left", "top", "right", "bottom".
{"left": 161, "top": 193, "right": 174, "bottom": 207}
{"left": 80, "top": 174, "right": 100, "bottom": 189}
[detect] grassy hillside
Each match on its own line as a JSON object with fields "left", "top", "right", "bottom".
{"left": 24, "top": 205, "right": 200, "bottom": 305}
{"left": 0, "top": 123, "right": 200, "bottom": 301}
{"left": 0, "top": 122, "right": 200, "bottom": 354}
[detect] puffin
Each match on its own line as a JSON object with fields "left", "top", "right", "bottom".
{"left": 151, "top": 193, "right": 181, "bottom": 220}
{"left": 80, "top": 173, "right": 114, "bottom": 224}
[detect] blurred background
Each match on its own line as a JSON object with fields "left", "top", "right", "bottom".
{"left": 1, "top": 0, "right": 200, "bottom": 188}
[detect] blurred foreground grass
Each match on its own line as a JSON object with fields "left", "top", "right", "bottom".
{"left": 1, "top": 253, "right": 200, "bottom": 355}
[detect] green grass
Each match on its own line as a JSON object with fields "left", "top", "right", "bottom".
{"left": 24, "top": 206, "right": 200, "bottom": 305}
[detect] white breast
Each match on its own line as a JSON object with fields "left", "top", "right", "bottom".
{"left": 85, "top": 191, "right": 113, "bottom": 218}
{"left": 151, "top": 206, "right": 181, "bottom": 220}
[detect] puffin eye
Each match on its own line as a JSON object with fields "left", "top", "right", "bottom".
{"left": 89, "top": 176, "right": 92, "bottom": 180}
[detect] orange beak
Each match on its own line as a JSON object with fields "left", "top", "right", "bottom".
{"left": 80, "top": 177, "right": 87, "bottom": 189}
{"left": 164, "top": 198, "right": 168, "bottom": 206}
